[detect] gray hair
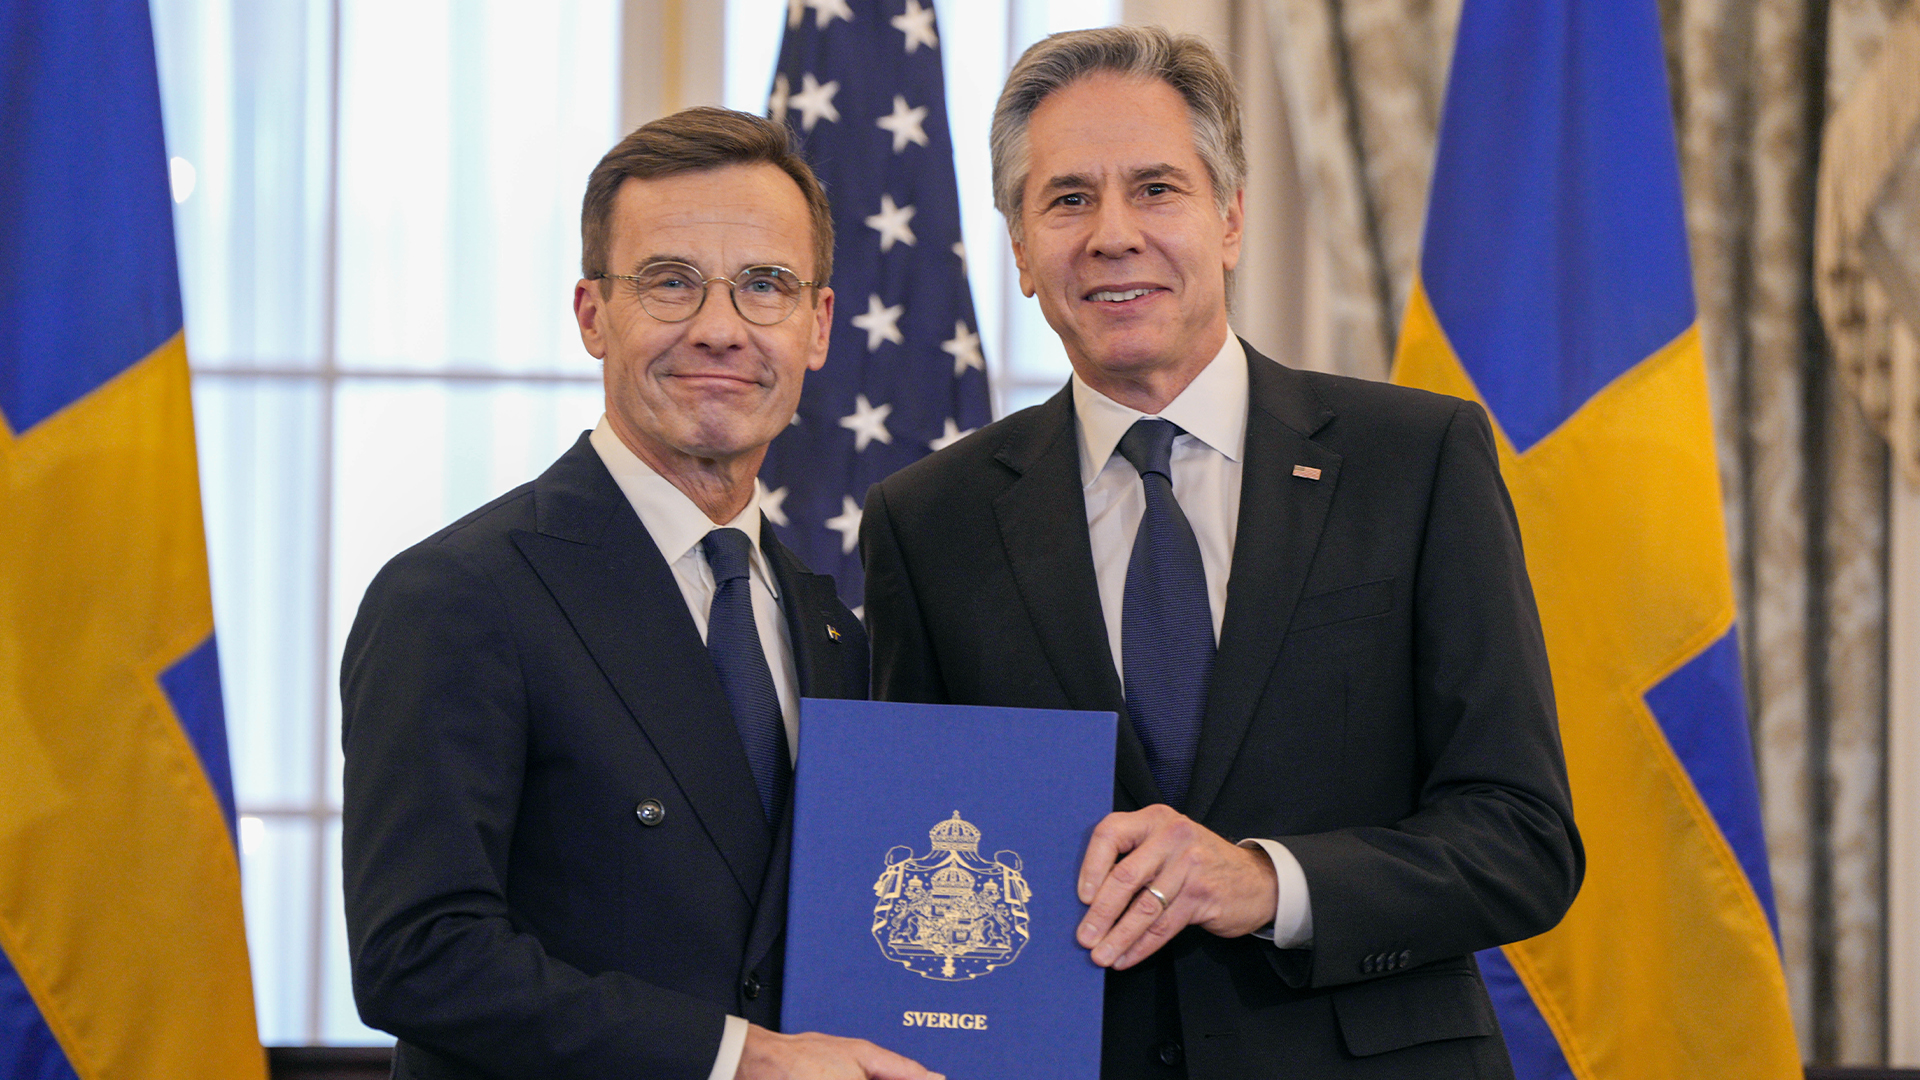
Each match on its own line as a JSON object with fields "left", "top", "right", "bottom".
{"left": 989, "top": 25, "right": 1246, "bottom": 241}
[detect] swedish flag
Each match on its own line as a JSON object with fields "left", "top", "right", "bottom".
{"left": 1392, "top": 1, "right": 1801, "bottom": 1075}
{"left": 0, "top": 1, "right": 265, "bottom": 1076}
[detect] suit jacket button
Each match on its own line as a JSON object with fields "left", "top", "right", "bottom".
{"left": 1359, "top": 955, "right": 1373, "bottom": 974}
{"left": 1156, "top": 1042, "right": 1182, "bottom": 1067}
{"left": 635, "top": 799, "right": 666, "bottom": 827}
{"left": 1397, "top": 949, "right": 1412, "bottom": 969}
{"left": 742, "top": 974, "right": 761, "bottom": 1000}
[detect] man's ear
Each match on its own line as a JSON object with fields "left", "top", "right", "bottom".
{"left": 1221, "top": 188, "right": 1246, "bottom": 273}
{"left": 807, "top": 287, "right": 834, "bottom": 372}
{"left": 1011, "top": 233, "right": 1036, "bottom": 298}
{"left": 573, "top": 279, "right": 609, "bottom": 359}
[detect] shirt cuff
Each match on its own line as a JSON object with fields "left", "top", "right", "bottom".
{"left": 710, "top": 1014, "right": 749, "bottom": 1080}
{"left": 1238, "top": 838, "right": 1314, "bottom": 948}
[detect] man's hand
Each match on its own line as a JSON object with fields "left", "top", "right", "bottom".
{"left": 1075, "top": 805, "right": 1279, "bottom": 969}
{"left": 737, "top": 1025, "right": 944, "bottom": 1080}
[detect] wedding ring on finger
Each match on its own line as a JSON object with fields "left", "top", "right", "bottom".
{"left": 1144, "top": 885, "right": 1170, "bottom": 911}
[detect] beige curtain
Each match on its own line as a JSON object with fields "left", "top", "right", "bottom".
{"left": 1252, "top": 0, "right": 1902, "bottom": 1063}
{"left": 1818, "top": 2, "right": 1920, "bottom": 483}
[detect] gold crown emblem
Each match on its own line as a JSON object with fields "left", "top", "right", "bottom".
{"left": 927, "top": 811, "right": 981, "bottom": 852}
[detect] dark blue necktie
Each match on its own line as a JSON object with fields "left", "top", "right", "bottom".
{"left": 702, "top": 528, "right": 790, "bottom": 824}
{"left": 1117, "top": 418, "right": 1214, "bottom": 811}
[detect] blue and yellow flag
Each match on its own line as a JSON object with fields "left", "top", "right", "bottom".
{"left": 0, "top": 2, "right": 265, "bottom": 1077}
{"left": 1392, "top": 1, "right": 1801, "bottom": 1076}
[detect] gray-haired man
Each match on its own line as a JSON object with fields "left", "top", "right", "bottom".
{"left": 861, "top": 26, "right": 1582, "bottom": 1079}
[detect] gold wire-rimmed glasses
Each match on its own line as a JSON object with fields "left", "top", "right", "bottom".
{"left": 594, "top": 261, "right": 818, "bottom": 326}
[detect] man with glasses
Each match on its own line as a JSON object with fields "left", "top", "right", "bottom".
{"left": 342, "top": 108, "right": 939, "bottom": 1080}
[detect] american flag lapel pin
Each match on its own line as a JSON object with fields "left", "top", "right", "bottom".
{"left": 1292, "top": 464, "right": 1323, "bottom": 481}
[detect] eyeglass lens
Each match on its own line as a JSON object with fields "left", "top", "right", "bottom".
{"left": 633, "top": 263, "right": 804, "bottom": 325}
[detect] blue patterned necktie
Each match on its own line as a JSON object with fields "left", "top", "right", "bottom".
{"left": 1117, "top": 418, "right": 1214, "bottom": 810}
{"left": 702, "top": 527, "right": 790, "bottom": 824}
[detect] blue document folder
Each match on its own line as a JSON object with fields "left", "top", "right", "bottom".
{"left": 783, "top": 698, "right": 1117, "bottom": 1079}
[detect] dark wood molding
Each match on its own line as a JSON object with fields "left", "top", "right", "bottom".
{"left": 262, "top": 1047, "right": 1919, "bottom": 1080}
{"left": 267, "top": 1046, "right": 392, "bottom": 1080}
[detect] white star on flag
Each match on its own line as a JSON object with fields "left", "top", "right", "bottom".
{"left": 875, "top": 94, "right": 929, "bottom": 153}
{"left": 805, "top": 0, "right": 855, "bottom": 29}
{"left": 789, "top": 73, "right": 841, "bottom": 132}
{"left": 768, "top": 72, "right": 790, "bottom": 125}
{"left": 824, "top": 495, "right": 863, "bottom": 555}
{"left": 929, "top": 418, "right": 974, "bottom": 452}
{"left": 762, "top": 0, "right": 992, "bottom": 608}
{"left": 941, "top": 321, "right": 983, "bottom": 376}
{"left": 891, "top": 0, "right": 939, "bottom": 53}
{"left": 865, "top": 193, "right": 917, "bottom": 252}
{"left": 839, "top": 393, "right": 894, "bottom": 451}
{"left": 758, "top": 482, "right": 790, "bottom": 527}
{"left": 850, "top": 293, "right": 905, "bottom": 350}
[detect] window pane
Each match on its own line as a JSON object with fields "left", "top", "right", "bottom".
{"left": 323, "top": 819, "right": 388, "bottom": 1043}
{"left": 723, "top": 0, "right": 783, "bottom": 113}
{"left": 238, "top": 815, "right": 316, "bottom": 1045}
{"left": 333, "top": 0, "right": 618, "bottom": 374}
{"left": 194, "top": 375, "right": 325, "bottom": 808}
{"left": 934, "top": 0, "right": 1014, "bottom": 412}
{"left": 153, "top": 0, "right": 332, "bottom": 368}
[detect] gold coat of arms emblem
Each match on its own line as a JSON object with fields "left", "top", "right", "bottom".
{"left": 871, "top": 812, "right": 1031, "bottom": 981}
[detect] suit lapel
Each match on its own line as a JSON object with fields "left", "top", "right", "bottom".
{"left": 1186, "top": 347, "right": 1341, "bottom": 822}
{"left": 763, "top": 525, "right": 859, "bottom": 699}
{"left": 509, "top": 436, "right": 774, "bottom": 903}
{"left": 989, "top": 388, "right": 1155, "bottom": 808}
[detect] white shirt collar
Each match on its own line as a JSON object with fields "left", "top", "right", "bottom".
{"left": 587, "top": 417, "right": 779, "bottom": 598}
{"left": 1071, "top": 333, "right": 1249, "bottom": 488}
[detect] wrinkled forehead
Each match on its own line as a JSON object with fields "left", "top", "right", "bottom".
{"left": 605, "top": 166, "right": 818, "bottom": 275}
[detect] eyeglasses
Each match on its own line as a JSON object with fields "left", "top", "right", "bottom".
{"left": 595, "top": 261, "right": 818, "bottom": 326}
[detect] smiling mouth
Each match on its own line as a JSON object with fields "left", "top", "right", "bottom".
{"left": 1087, "top": 288, "right": 1160, "bottom": 303}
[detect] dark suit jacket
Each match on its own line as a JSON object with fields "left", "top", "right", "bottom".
{"left": 341, "top": 433, "right": 868, "bottom": 1080}
{"left": 860, "top": 345, "right": 1582, "bottom": 1079}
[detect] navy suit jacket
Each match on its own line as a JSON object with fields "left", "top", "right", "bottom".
{"left": 860, "top": 345, "right": 1582, "bottom": 1078}
{"left": 341, "top": 433, "right": 867, "bottom": 1080}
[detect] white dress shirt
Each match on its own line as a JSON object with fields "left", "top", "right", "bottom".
{"left": 1071, "top": 335, "right": 1315, "bottom": 950}
{"left": 587, "top": 418, "right": 793, "bottom": 1080}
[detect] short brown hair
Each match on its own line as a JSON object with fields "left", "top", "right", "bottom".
{"left": 580, "top": 107, "right": 833, "bottom": 292}
{"left": 990, "top": 26, "right": 1245, "bottom": 241}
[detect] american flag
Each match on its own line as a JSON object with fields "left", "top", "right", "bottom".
{"left": 760, "top": 0, "right": 992, "bottom": 609}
